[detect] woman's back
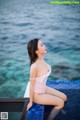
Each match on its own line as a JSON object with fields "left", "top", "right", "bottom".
{"left": 30, "top": 62, "right": 51, "bottom": 94}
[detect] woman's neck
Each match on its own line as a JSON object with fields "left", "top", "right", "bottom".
{"left": 36, "top": 55, "right": 44, "bottom": 62}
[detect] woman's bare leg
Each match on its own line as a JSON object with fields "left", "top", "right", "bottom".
{"left": 33, "top": 92, "right": 64, "bottom": 120}
{"left": 45, "top": 86, "right": 67, "bottom": 101}
{"left": 47, "top": 107, "right": 62, "bottom": 120}
{"left": 45, "top": 86, "right": 67, "bottom": 117}
{"left": 33, "top": 92, "right": 64, "bottom": 107}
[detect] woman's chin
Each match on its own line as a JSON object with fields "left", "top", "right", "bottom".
{"left": 44, "top": 50, "right": 47, "bottom": 54}
{"left": 42, "top": 50, "right": 47, "bottom": 55}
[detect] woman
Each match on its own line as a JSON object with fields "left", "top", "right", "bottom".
{"left": 26, "top": 38, "right": 67, "bottom": 120}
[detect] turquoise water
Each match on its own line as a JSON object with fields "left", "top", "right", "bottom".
{"left": 0, "top": 0, "right": 80, "bottom": 99}
{"left": 0, "top": 1, "right": 80, "bottom": 120}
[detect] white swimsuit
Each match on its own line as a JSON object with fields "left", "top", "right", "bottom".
{"left": 30, "top": 65, "right": 51, "bottom": 94}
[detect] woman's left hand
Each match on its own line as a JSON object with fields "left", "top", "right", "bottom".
{"left": 27, "top": 102, "right": 33, "bottom": 111}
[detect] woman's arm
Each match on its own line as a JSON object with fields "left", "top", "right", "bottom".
{"left": 29, "top": 63, "right": 37, "bottom": 103}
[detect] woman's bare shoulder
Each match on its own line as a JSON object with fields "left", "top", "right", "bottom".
{"left": 30, "top": 62, "right": 38, "bottom": 70}
{"left": 30, "top": 62, "right": 38, "bottom": 78}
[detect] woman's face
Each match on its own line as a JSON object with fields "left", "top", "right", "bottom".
{"left": 36, "top": 40, "right": 47, "bottom": 55}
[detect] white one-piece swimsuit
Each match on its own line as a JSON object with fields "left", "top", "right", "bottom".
{"left": 30, "top": 65, "right": 51, "bottom": 94}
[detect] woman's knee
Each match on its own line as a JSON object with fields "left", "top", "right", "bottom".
{"left": 57, "top": 99, "right": 64, "bottom": 109}
{"left": 63, "top": 94, "right": 67, "bottom": 102}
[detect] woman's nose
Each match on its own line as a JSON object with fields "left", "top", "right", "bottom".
{"left": 44, "top": 46, "right": 46, "bottom": 50}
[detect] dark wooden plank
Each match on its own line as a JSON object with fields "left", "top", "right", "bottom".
{"left": 0, "top": 98, "right": 29, "bottom": 112}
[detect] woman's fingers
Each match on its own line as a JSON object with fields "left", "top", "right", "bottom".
{"left": 26, "top": 102, "right": 32, "bottom": 111}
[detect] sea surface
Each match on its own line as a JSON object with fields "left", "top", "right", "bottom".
{"left": 0, "top": 0, "right": 80, "bottom": 119}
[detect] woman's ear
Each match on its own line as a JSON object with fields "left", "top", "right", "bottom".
{"left": 35, "top": 50, "right": 38, "bottom": 54}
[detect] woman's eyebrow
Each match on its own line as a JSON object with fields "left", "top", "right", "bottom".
{"left": 41, "top": 42, "right": 43, "bottom": 44}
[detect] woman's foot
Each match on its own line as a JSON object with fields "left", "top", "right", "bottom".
{"left": 61, "top": 109, "right": 67, "bottom": 115}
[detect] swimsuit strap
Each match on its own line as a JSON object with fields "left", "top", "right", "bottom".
{"left": 29, "top": 61, "right": 39, "bottom": 80}
{"left": 30, "top": 66, "right": 51, "bottom": 80}
{"left": 30, "top": 61, "right": 51, "bottom": 80}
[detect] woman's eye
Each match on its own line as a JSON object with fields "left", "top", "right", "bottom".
{"left": 41, "top": 44, "right": 43, "bottom": 46}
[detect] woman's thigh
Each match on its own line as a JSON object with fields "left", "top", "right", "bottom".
{"left": 33, "top": 92, "right": 64, "bottom": 106}
{"left": 45, "top": 86, "right": 67, "bottom": 101}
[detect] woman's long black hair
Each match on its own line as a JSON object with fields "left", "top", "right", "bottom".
{"left": 27, "top": 38, "right": 39, "bottom": 66}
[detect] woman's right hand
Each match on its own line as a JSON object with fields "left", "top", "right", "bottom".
{"left": 27, "top": 102, "right": 33, "bottom": 111}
